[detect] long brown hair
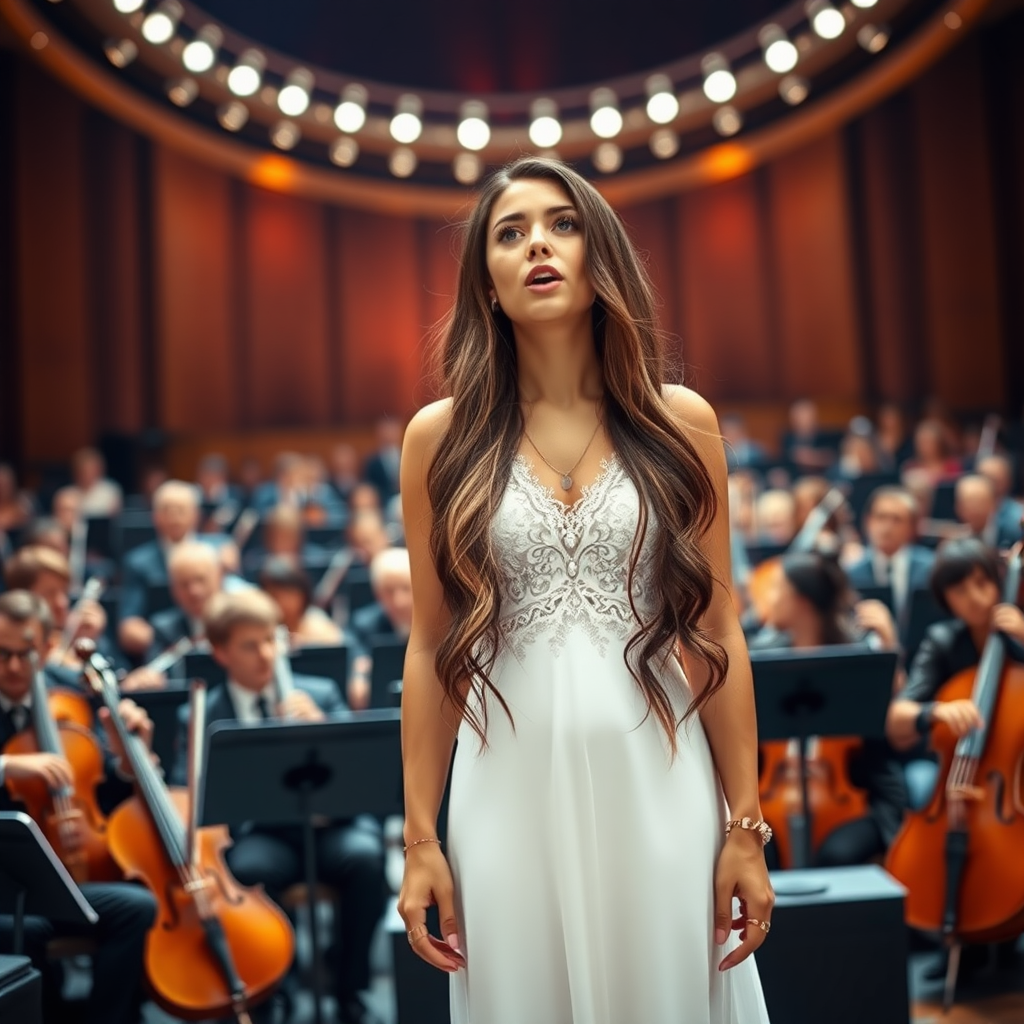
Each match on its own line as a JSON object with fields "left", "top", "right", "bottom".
{"left": 428, "top": 156, "right": 727, "bottom": 753}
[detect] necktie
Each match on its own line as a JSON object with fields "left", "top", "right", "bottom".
{"left": 877, "top": 557, "right": 891, "bottom": 587}
{"left": 255, "top": 695, "right": 271, "bottom": 721}
{"left": 9, "top": 705, "right": 28, "bottom": 734}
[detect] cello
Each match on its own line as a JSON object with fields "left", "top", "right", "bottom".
{"left": 885, "top": 532, "right": 1024, "bottom": 1007}
{"left": 78, "top": 640, "right": 294, "bottom": 1023}
{"left": 2, "top": 648, "right": 119, "bottom": 882}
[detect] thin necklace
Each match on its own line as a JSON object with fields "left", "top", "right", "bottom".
{"left": 522, "top": 413, "right": 603, "bottom": 492}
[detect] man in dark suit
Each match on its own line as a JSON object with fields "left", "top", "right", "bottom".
{"left": 0, "top": 590, "right": 157, "bottom": 1024}
{"left": 347, "top": 547, "right": 411, "bottom": 710}
{"left": 361, "top": 417, "right": 403, "bottom": 507}
{"left": 251, "top": 453, "right": 346, "bottom": 526}
{"left": 846, "top": 486, "right": 934, "bottom": 632}
{"left": 173, "top": 590, "right": 385, "bottom": 1024}
{"left": 955, "top": 473, "right": 1020, "bottom": 551}
{"left": 975, "top": 455, "right": 1024, "bottom": 548}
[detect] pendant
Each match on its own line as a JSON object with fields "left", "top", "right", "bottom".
{"left": 561, "top": 474, "right": 573, "bottom": 491}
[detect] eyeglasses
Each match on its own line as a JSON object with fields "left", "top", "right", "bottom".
{"left": 0, "top": 647, "right": 34, "bottom": 665}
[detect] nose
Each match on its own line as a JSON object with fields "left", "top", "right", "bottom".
{"left": 527, "top": 222, "right": 552, "bottom": 258}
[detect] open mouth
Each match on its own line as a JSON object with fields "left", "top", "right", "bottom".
{"left": 526, "top": 265, "right": 563, "bottom": 286}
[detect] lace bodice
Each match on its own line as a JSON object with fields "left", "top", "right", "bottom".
{"left": 492, "top": 454, "right": 658, "bottom": 660}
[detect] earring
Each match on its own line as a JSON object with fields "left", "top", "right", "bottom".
{"left": 491, "top": 296, "right": 500, "bottom": 313}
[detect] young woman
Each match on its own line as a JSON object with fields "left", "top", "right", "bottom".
{"left": 750, "top": 551, "right": 906, "bottom": 868}
{"left": 397, "top": 157, "right": 771, "bottom": 1023}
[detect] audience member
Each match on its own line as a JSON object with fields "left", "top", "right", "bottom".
{"left": 362, "top": 417, "right": 403, "bottom": 506}
{"left": 975, "top": 454, "right": 1024, "bottom": 544}
{"left": 875, "top": 402, "right": 914, "bottom": 471}
{"left": 954, "top": 473, "right": 1018, "bottom": 550}
{"left": 754, "top": 489, "right": 796, "bottom": 545}
{"left": 901, "top": 419, "right": 961, "bottom": 488}
{"left": 329, "top": 443, "right": 361, "bottom": 507}
{"left": 780, "top": 399, "right": 838, "bottom": 472}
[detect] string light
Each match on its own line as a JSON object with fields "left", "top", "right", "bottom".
{"left": 645, "top": 74, "right": 679, "bottom": 124}
{"left": 702, "top": 53, "right": 737, "bottom": 104}
{"left": 181, "top": 24, "right": 221, "bottom": 74}
{"left": 589, "top": 88, "right": 623, "bottom": 139}
{"left": 759, "top": 25, "right": 799, "bottom": 73}
{"left": 457, "top": 101, "right": 491, "bottom": 151}
{"left": 104, "top": 38, "right": 138, "bottom": 68}
{"left": 329, "top": 136, "right": 359, "bottom": 167}
{"left": 529, "top": 98, "right": 562, "bottom": 148}
{"left": 390, "top": 95, "right": 423, "bottom": 144}
{"left": 334, "top": 84, "right": 367, "bottom": 133}
{"left": 389, "top": 147, "right": 418, "bottom": 178}
{"left": 278, "top": 68, "right": 314, "bottom": 118}
{"left": 227, "top": 49, "right": 265, "bottom": 98}
{"left": 857, "top": 23, "right": 890, "bottom": 53}
{"left": 807, "top": 0, "right": 846, "bottom": 40}
{"left": 141, "top": 0, "right": 182, "bottom": 46}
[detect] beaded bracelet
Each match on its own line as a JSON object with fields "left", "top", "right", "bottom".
{"left": 403, "top": 837, "right": 442, "bottom": 854}
{"left": 725, "top": 817, "right": 773, "bottom": 845}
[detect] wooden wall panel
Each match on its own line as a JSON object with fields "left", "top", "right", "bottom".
{"left": 619, "top": 198, "right": 680, "bottom": 351}
{"left": 767, "top": 134, "right": 863, "bottom": 401}
{"left": 153, "top": 145, "right": 236, "bottom": 432}
{"left": 15, "top": 62, "right": 92, "bottom": 463}
{"left": 913, "top": 39, "right": 1004, "bottom": 411}
{"left": 673, "top": 176, "right": 776, "bottom": 400}
{"left": 84, "top": 111, "right": 144, "bottom": 435}
{"left": 334, "top": 209, "right": 423, "bottom": 422}
{"left": 243, "top": 187, "right": 331, "bottom": 426}
{"left": 415, "top": 217, "right": 460, "bottom": 405}
{"left": 857, "top": 97, "right": 927, "bottom": 405}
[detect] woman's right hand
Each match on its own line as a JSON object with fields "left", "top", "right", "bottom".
{"left": 397, "top": 842, "right": 466, "bottom": 973}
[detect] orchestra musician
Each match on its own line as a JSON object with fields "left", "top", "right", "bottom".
{"left": 258, "top": 555, "right": 343, "bottom": 647}
{"left": 171, "top": 590, "right": 386, "bottom": 1024}
{"left": 751, "top": 551, "right": 907, "bottom": 868}
{"left": 0, "top": 590, "right": 156, "bottom": 1024}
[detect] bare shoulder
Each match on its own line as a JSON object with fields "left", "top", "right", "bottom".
{"left": 403, "top": 399, "right": 454, "bottom": 461}
{"left": 660, "top": 384, "right": 720, "bottom": 436}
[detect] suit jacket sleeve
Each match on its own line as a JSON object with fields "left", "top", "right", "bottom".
{"left": 119, "top": 549, "right": 148, "bottom": 622}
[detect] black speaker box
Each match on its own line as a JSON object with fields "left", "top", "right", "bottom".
{"left": 757, "top": 865, "right": 909, "bottom": 1024}
{"left": 0, "top": 954, "right": 42, "bottom": 1023}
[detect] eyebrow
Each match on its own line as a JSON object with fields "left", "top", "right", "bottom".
{"left": 492, "top": 205, "right": 577, "bottom": 231}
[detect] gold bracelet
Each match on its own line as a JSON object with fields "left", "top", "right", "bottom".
{"left": 403, "top": 837, "right": 442, "bottom": 854}
{"left": 725, "top": 817, "right": 773, "bottom": 845}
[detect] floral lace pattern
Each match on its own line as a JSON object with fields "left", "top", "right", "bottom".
{"left": 493, "top": 454, "right": 658, "bottom": 660}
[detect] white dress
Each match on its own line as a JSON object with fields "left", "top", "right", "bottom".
{"left": 448, "top": 454, "right": 770, "bottom": 1024}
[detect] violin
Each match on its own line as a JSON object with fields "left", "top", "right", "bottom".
{"left": 886, "top": 534, "right": 1024, "bottom": 1000}
{"left": 748, "top": 487, "right": 847, "bottom": 625}
{"left": 78, "top": 640, "right": 294, "bottom": 1023}
{"left": 2, "top": 649, "right": 119, "bottom": 882}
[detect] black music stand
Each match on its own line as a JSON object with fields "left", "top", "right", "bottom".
{"left": 184, "top": 650, "right": 228, "bottom": 689}
{"left": 126, "top": 687, "right": 191, "bottom": 774}
{"left": 750, "top": 646, "right": 897, "bottom": 882}
{"left": 369, "top": 636, "right": 407, "bottom": 709}
{"left": 0, "top": 813, "right": 97, "bottom": 955}
{"left": 197, "top": 711, "right": 403, "bottom": 1024}
{"left": 291, "top": 644, "right": 350, "bottom": 694}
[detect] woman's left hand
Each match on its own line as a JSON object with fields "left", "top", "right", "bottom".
{"left": 714, "top": 829, "right": 774, "bottom": 971}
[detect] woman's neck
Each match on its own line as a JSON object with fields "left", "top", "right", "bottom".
{"left": 513, "top": 314, "right": 603, "bottom": 407}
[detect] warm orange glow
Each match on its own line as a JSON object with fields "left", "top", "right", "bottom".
{"left": 248, "top": 155, "right": 297, "bottom": 192}
{"left": 700, "top": 144, "right": 754, "bottom": 183}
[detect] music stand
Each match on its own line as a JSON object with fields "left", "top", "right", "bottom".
{"left": 370, "top": 636, "right": 407, "bottom": 709}
{"left": 126, "top": 687, "right": 191, "bottom": 775}
{"left": 0, "top": 813, "right": 97, "bottom": 955}
{"left": 290, "top": 644, "right": 350, "bottom": 693}
{"left": 750, "top": 646, "right": 897, "bottom": 880}
{"left": 184, "top": 650, "right": 227, "bottom": 689}
{"left": 197, "top": 711, "right": 403, "bottom": 1024}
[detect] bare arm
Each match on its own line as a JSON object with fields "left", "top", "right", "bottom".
{"left": 397, "top": 401, "right": 465, "bottom": 973}
{"left": 400, "top": 400, "right": 460, "bottom": 844}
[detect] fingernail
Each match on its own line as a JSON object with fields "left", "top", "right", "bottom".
{"left": 715, "top": 928, "right": 726, "bottom": 945}
{"left": 445, "top": 932, "right": 461, "bottom": 953}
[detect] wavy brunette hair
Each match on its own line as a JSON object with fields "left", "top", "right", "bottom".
{"left": 428, "top": 156, "right": 727, "bottom": 753}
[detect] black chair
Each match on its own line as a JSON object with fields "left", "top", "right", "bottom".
{"left": 114, "top": 512, "right": 155, "bottom": 562}
{"left": 84, "top": 516, "right": 114, "bottom": 560}
{"left": 930, "top": 481, "right": 957, "bottom": 521}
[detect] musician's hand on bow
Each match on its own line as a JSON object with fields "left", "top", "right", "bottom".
{"left": 75, "top": 600, "right": 107, "bottom": 642}
{"left": 120, "top": 666, "right": 167, "bottom": 692}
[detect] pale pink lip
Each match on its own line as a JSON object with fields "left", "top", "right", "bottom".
{"left": 525, "top": 264, "right": 563, "bottom": 286}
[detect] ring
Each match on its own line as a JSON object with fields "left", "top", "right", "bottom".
{"left": 407, "top": 924, "right": 429, "bottom": 945}
{"left": 746, "top": 918, "right": 770, "bottom": 934}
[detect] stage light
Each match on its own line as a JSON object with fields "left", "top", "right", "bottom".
{"left": 453, "top": 152, "right": 483, "bottom": 184}
{"left": 589, "top": 88, "right": 623, "bottom": 139}
{"left": 529, "top": 98, "right": 562, "bottom": 148}
{"left": 850, "top": 0, "right": 878, "bottom": 7}
{"left": 166, "top": 77, "right": 198, "bottom": 107}
{"left": 112, "top": 0, "right": 145, "bottom": 14}
{"left": 712, "top": 105, "right": 743, "bottom": 136}
{"left": 182, "top": 24, "right": 221, "bottom": 73}
{"left": 649, "top": 128, "right": 680, "bottom": 159}
{"left": 807, "top": 1, "right": 846, "bottom": 40}
{"left": 334, "top": 84, "right": 367, "bottom": 133}
{"left": 217, "top": 100, "right": 249, "bottom": 131}
{"left": 759, "top": 24, "right": 799, "bottom": 73}
{"left": 389, "top": 147, "right": 417, "bottom": 178}
{"left": 592, "top": 142, "right": 623, "bottom": 173}
{"left": 702, "top": 54, "right": 737, "bottom": 104}
{"left": 645, "top": 74, "right": 679, "bottom": 124}
{"left": 457, "top": 100, "right": 490, "bottom": 151}
{"left": 104, "top": 37, "right": 138, "bottom": 67}
{"left": 944, "top": 11, "right": 962, "bottom": 29}
{"left": 390, "top": 94, "right": 423, "bottom": 144}
{"left": 270, "top": 120, "right": 301, "bottom": 150}
{"left": 141, "top": 0, "right": 182, "bottom": 45}
{"left": 779, "top": 74, "right": 810, "bottom": 105}
{"left": 857, "top": 23, "right": 890, "bottom": 52}
{"left": 278, "top": 67, "right": 313, "bottom": 118}
{"left": 329, "top": 136, "right": 359, "bottom": 167}
{"left": 227, "top": 49, "right": 265, "bottom": 98}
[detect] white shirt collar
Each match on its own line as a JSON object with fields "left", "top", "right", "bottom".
{"left": 0, "top": 693, "right": 31, "bottom": 714}
{"left": 226, "top": 679, "right": 277, "bottom": 724}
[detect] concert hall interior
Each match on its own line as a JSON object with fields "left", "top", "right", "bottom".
{"left": 2, "top": 0, "right": 1024, "bottom": 1021}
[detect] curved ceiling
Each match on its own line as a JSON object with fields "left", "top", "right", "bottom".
{"left": 194, "top": 0, "right": 789, "bottom": 94}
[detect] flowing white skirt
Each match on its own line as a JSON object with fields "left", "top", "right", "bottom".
{"left": 446, "top": 623, "right": 771, "bottom": 1024}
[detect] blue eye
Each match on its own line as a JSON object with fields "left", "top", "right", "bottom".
{"left": 554, "top": 216, "right": 578, "bottom": 232}
{"left": 497, "top": 226, "right": 520, "bottom": 242}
